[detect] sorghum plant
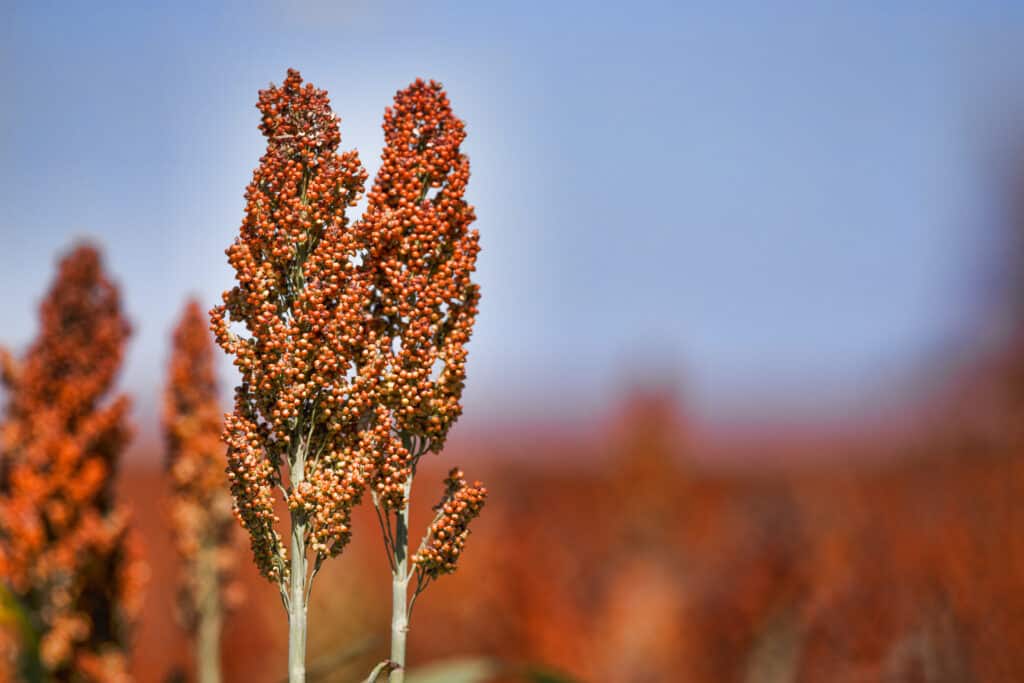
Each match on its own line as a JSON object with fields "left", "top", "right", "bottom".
{"left": 164, "top": 299, "right": 238, "bottom": 683}
{"left": 358, "top": 79, "right": 485, "bottom": 683}
{"left": 0, "top": 244, "right": 145, "bottom": 681}
{"left": 211, "top": 69, "right": 371, "bottom": 683}
{"left": 212, "top": 70, "right": 486, "bottom": 683}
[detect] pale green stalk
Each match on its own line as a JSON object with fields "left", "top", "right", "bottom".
{"left": 195, "top": 541, "right": 223, "bottom": 683}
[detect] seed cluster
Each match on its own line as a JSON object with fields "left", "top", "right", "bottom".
{"left": 0, "top": 245, "right": 145, "bottom": 679}
{"left": 359, "top": 78, "right": 482, "bottom": 509}
{"left": 164, "top": 299, "right": 239, "bottom": 625}
{"left": 211, "top": 69, "right": 372, "bottom": 582}
{"left": 413, "top": 469, "right": 487, "bottom": 579}
{"left": 212, "top": 69, "right": 486, "bottom": 587}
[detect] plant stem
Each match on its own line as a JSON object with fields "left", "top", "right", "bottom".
{"left": 288, "top": 509, "right": 308, "bottom": 683}
{"left": 196, "top": 541, "right": 223, "bottom": 683}
{"left": 288, "top": 439, "right": 309, "bottom": 683}
{"left": 388, "top": 479, "right": 413, "bottom": 683}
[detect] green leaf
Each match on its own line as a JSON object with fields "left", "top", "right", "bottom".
{"left": 518, "top": 665, "right": 581, "bottom": 683}
{"left": 0, "top": 586, "right": 44, "bottom": 683}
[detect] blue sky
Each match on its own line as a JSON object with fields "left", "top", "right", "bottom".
{"left": 3, "top": 1, "right": 1024, "bottom": 429}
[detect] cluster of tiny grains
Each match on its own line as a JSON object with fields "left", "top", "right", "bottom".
{"left": 211, "top": 69, "right": 372, "bottom": 582}
{"left": 413, "top": 468, "right": 487, "bottom": 579}
{"left": 0, "top": 245, "right": 145, "bottom": 679}
{"left": 357, "top": 78, "right": 482, "bottom": 510}
{"left": 164, "top": 299, "right": 239, "bottom": 623}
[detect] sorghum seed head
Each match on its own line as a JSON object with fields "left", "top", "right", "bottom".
{"left": 413, "top": 468, "right": 487, "bottom": 579}
{"left": 358, "top": 79, "right": 481, "bottom": 509}
{"left": 0, "top": 244, "right": 144, "bottom": 677}
{"left": 211, "top": 69, "right": 373, "bottom": 581}
{"left": 164, "top": 298, "right": 240, "bottom": 625}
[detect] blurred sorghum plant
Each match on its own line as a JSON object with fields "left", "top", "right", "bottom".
{"left": 164, "top": 299, "right": 239, "bottom": 683}
{"left": 211, "top": 70, "right": 486, "bottom": 682}
{"left": 0, "top": 244, "right": 146, "bottom": 682}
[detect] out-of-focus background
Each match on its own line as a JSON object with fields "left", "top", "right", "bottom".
{"left": 5, "top": 1, "right": 1024, "bottom": 681}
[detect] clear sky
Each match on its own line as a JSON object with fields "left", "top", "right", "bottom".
{"left": 3, "top": 1, "right": 1024, "bottom": 430}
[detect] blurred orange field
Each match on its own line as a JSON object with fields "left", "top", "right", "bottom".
{"left": 119, "top": 385, "right": 1024, "bottom": 682}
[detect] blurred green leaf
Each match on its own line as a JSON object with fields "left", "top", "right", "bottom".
{"left": 518, "top": 665, "right": 580, "bottom": 683}
{"left": 0, "top": 585, "right": 44, "bottom": 683}
{"left": 405, "top": 657, "right": 501, "bottom": 683}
